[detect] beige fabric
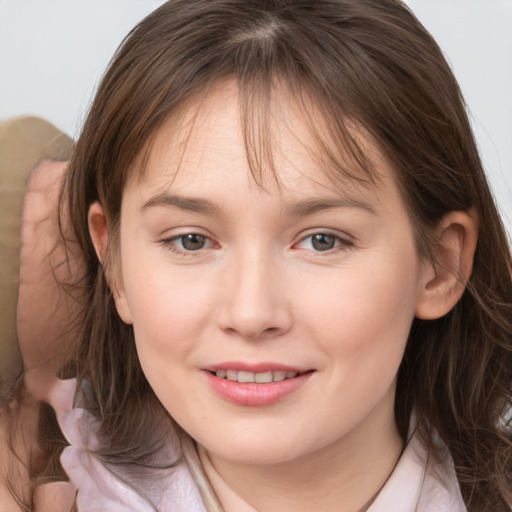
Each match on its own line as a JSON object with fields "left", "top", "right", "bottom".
{"left": 0, "top": 116, "right": 73, "bottom": 400}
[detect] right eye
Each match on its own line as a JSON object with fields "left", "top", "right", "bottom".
{"left": 162, "top": 233, "right": 214, "bottom": 253}
{"left": 294, "top": 231, "right": 353, "bottom": 253}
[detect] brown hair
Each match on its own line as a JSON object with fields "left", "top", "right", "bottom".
{"left": 58, "top": 0, "right": 512, "bottom": 509}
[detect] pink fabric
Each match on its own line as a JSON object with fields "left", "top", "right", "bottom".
{"left": 27, "top": 372, "right": 205, "bottom": 512}
{"left": 371, "top": 433, "right": 466, "bottom": 511}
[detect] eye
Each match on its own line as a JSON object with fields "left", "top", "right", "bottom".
{"left": 179, "top": 234, "right": 208, "bottom": 250}
{"left": 163, "top": 233, "right": 213, "bottom": 252}
{"left": 310, "top": 233, "right": 337, "bottom": 251}
{"left": 296, "top": 232, "right": 352, "bottom": 252}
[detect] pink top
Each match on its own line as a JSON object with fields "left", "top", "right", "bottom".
{"left": 30, "top": 375, "right": 466, "bottom": 512}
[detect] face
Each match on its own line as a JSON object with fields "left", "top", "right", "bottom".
{"left": 109, "top": 83, "right": 431, "bottom": 468}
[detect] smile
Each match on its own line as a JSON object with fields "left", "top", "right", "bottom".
{"left": 204, "top": 366, "right": 314, "bottom": 406}
{"left": 214, "top": 370, "right": 300, "bottom": 383}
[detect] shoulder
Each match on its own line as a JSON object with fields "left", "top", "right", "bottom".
{"left": 370, "top": 430, "right": 467, "bottom": 512}
{"left": 416, "top": 435, "right": 467, "bottom": 512}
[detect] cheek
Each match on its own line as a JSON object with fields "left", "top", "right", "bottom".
{"left": 299, "top": 259, "right": 420, "bottom": 428}
{"left": 121, "top": 258, "right": 215, "bottom": 357}
{"left": 302, "top": 256, "right": 420, "bottom": 362}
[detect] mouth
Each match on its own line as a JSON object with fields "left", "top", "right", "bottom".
{"left": 203, "top": 364, "right": 314, "bottom": 405}
{"left": 212, "top": 369, "right": 304, "bottom": 383}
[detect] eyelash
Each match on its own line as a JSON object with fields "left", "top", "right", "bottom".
{"left": 160, "top": 231, "right": 353, "bottom": 255}
{"left": 294, "top": 232, "right": 354, "bottom": 254}
{"left": 160, "top": 233, "right": 214, "bottom": 255}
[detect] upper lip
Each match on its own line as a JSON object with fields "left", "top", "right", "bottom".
{"left": 202, "top": 362, "right": 312, "bottom": 374}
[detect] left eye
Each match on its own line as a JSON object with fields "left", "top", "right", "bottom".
{"left": 296, "top": 233, "right": 348, "bottom": 252}
{"left": 169, "top": 233, "right": 211, "bottom": 251}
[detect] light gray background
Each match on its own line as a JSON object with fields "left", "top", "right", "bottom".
{"left": 1, "top": 0, "right": 510, "bottom": 236}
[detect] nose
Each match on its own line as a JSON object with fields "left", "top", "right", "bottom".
{"left": 216, "top": 251, "right": 293, "bottom": 340}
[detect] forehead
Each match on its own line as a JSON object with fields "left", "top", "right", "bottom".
{"left": 128, "top": 81, "right": 393, "bottom": 206}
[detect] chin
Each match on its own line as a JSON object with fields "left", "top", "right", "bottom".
{"left": 197, "top": 427, "right": 324, "bottom": 467}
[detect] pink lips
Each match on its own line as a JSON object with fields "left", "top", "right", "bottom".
{"left": 203, "top": 362, "right": 313, "bottom": 406}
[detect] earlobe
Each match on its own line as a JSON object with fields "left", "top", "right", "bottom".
{"left": 415, "top": 209, "right": 479, "bottom": 320}
{"left": 87, "top": 202, "right": 133, "bottom": 325}
{"left": 112, "top": 288, "right": 134, "bottom": 326}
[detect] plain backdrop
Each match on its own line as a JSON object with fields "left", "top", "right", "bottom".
{"left": 0, "top": 0, "right": 510, "bottom": 236}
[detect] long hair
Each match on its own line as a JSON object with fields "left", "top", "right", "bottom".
{"left": 59, "top": 0, "right": 512, "bottom": 509}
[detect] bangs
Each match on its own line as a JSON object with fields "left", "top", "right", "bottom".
{"left": 239, "top": 75, "right": 383, "bottom": 192}
{"left": 133, "top": 75, "right": 384, "bottom": 199}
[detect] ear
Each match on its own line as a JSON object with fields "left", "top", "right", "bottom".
{"left": 87, "top": 202, "right": 133, "bottom": 324}
{"left": 88, "top": 202, "right": 109, "bottom": 263}
{"left": 415, "top": 209, "right": 478, "bottom": 320}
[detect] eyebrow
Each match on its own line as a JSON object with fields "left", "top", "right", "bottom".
{"left": 284, "top": 198, "right": 377, "bottom": 216}
{"left": 141, "top": 193, "right": 376, "bottom": 217}
{"left": 141, "top": 192, "right": 221, "bottom": 215}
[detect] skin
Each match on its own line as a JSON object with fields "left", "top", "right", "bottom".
{"left": 89, "top": 82, "right": 477, "bottom": 511}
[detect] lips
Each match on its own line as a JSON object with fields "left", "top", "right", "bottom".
{"left": 215, "top": 369, "right": 300, "bottom": 383}
{"left": 203, "top": 363, "right": 314, "bottom": 406}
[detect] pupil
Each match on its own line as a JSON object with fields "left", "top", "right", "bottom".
{"left": 182, "top": 234, "right": 206, "bottom": 250}
{"left": 312, "top": 234, "right": 335, "bottom": 251}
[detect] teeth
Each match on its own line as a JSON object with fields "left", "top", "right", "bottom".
{"left": 238, "top": 371, "right": 255, "bottom": 383}
{"left": 273, "top": 370, "right": 286, "bottom": 382}
{"left": 255, "top": 371, "right": 273, "bottom": 383}
{"left": 215, "top": 369, "right": 301, "bottom": 383}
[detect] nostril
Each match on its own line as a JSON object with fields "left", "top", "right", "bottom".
{"left": 224, "top": 324, "right": 284, "bottom": 340}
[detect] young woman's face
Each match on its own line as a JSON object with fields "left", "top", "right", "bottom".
{"left": 112, "top": 83, "right": 431, "bottom": 467}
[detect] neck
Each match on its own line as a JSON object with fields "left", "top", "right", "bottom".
{"left": 199, "top": 397, "right": 403, "bottom": 512}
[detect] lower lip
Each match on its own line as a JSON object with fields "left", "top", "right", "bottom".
{"left": 204, "top": 371, "right": 313, "bottom": 406}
